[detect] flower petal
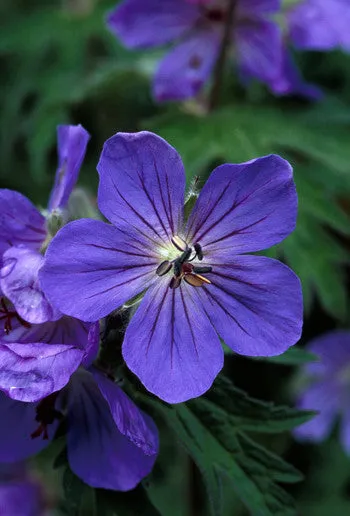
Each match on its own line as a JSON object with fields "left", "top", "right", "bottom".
{"left": 123, "top": 279, "right": 224, "bottom": 403}
{"left": 235, "top": 20, "right": 282, "bottom": 84}
{"left": 288, "top": 0, "right": 350, "bottom": 52}
{"left": 304, "top": 331, "right": 350, "bottom": 377}
{"left": 186, "top": 155, "right": 297, "bottom": 254}
{"left": 107, "top": 0, "right": 199, "bottom": 48}
{"left": 0, "top": 190, "right": 46, "bottom": 261}
{"left": 81, "top": 322, "right": 100, "bottom": 368}
{"left": 0, "top": 392, "right": 53, "bottom": 462}
{"left": 91, "top": 367, "right": 158, "bottom": 455}
{"left": 237, "top": 0, "right": 280, "bottom": 16}
{"left": 0, "top": 481, "right": 42, "bottom": 516}
{"left": 48, "top": 124, "right": 90, "bottom": 212}
{"left": 0, "top": 343, "right": 84, "bottom": 402}
{"left": 1, "top": 247, "right": 61, "bottom": 324}
{"left": 40, "top": 219, "right": 158, "bottom": 322}
{"left": 97, "top": 131, "right": 185, "bottom": 244}
{"left": 294, "top": 381, "right": 340, "bottom": 442}
{"left": 153, "top": 30, "right": 220, "bottom": 101}
{"left": 196, "top": 255, "right": 302, "bottom": 357}
{"left": 67, "top": 370, "right": 157, "bottom": 490}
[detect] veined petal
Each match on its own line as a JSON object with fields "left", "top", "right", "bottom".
{"left": 92, "top": 368, "right": 158, "bottom": 455}
{"left": 67, "top": 370, "right": 157, "bottom": 491}
{"left": 40, "top": 219, "right": 158, "bottom": 322}
{"left": 294, "top": 380, "right": 340, "bottom": 442}
{"left": 48, "top": 124, "right": 90, "bottom": 212}
{"left": 107, "top": 0, "right": 199, "bottom": 48}
{"left": 123, "top": 279, "right": 224, "bottom": 403}
{"left": 236, "top": 0, "right": 281, "bottom": 16}
{"left": 0, "top": 190, "right": 46, "bottom": 260}
{"left": 1, "top": 247, "right": 61, "bottom": 324}
{"left": 0, "top": 343, "right": 84, "bottom": 402}
{"left": 0, "top": 393, "right": 53, "bottom": 462}
{"left": 235, "top": 19, "right": 282, "bottom": 84}
{"left": 186, "top": 155, "right": 297, "bottom": 255}
{"left": 196, "top": 255, "right": 302, "bottom": 357}
{"left": 153, "top": 30, "right": 221, "bottom": 102}
{"left": 97, "top": 131, "right": 185, "bottom": 244}
{"left": 288, "top": 0, "right": 350, "bottom": 52}
{"left": 81, "top": 322, "right": 100, "bottom": 368}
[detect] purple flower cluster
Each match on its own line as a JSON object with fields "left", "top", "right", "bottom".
{"left": 294, "top": 331, "right": 350, "bottom": 453}
{"left": 107, "top": 0, "right": 350, "bottom": 102}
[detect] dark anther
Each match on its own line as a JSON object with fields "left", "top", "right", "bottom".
{"left": 194, "top": 243, "right": 203, "bottom": 261}
{"left": 171, "top": 235, "right": 188, "bottom": 252}
{"left": 31, "top": 393, "right": 63, "bottom": 441}
{"left": 184, "top": 273, "right": 211, "bottom": 287}
{"left": 169, "top": 276, "right": 182, "bottom": 289}
{"left": 205, "top": 8, "right": 226, "bottom": 23}
{"left": 192, "top": 266, "right": 212, "bottom": 274}
{"left": 173, "top": 248, "right": 192, "bottom": 277}
{"left": 156, "top": 260, "right": 172, "bottom": 277}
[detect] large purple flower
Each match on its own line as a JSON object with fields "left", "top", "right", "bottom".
{"left": 294, "top": 331, "right": 350, "bottom": 453}
{"left": 107, "top": 0, "right": 283, "bottom": 101}
{"left": 0, "top": 298, "right": 98, "bottom": 403}
{"left": 0, "top": 365, "right": 158, "bottom": 491}
{"left": 288, "top": 0, "right": 350, "bottom": 52}
{"left": 0, "top": 124, "right": 89, "bottom": 325}
{"left": 40, "top": 131, "right": 302, "bottom": 403}
{"left": 0, "top": 463, "right": 44, "bottom": 516}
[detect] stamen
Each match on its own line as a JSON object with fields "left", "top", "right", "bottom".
{"left": 184, "top": 273, "right": 211, "bottom": 287}
{"left": 171, "top": 235, "right": 188, "bottom": 252}
{"left": 31, "top": 392, "right": 62, "bottom": 441}
{"left": 192, "top": 266, "right": 212, "bottom": 274}
{"left": 170, "top": 276, "right": 182, "bottom": 289}
{"left": 194, "top": 243, "right": 203, "bottom": 261}
{"left": 156, "top": 261, "right": 172, "bottom": 276}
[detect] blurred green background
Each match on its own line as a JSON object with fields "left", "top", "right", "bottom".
{"left": 2, "top": 0, "right": 350, "bottom": 514}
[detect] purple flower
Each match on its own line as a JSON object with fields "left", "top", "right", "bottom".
{"left": 107, "top": 0, "right": 283, "bottom": 101}
{"left": 0, "top": 298, "right": 98, "bottom": 403}
{"left": 288, "top": 0, "right": 350, "bottom": 52}
{"left": 294, "top": 331, "right": 350, "bottom": 453}
{"left": 0, "top": 463, "right": 44, "bottom": 516}
{"left": 0, "top": 365, "right": 159, "bottom": 491}
{"left": 40, "top": 131, "right": 303, "bottom": 403}
{"left": 0, "top": 124, "right": 89, "bottom": 325}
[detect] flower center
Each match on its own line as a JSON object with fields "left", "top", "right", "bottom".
{"left": 0, "top": 297, "right": 31, "bottom": 335}
{"left": 31, "top": 392, "right": 63, "bottom": 440}
{"left": 156, "top": 236, "right": 212, "bottom": 289}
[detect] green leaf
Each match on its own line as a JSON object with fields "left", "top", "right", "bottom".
{"left": 97, "top": 485, "right": 161, "bottom": 516}
{"left": 63, "top": 467, "right": 97, "bottom": 516}
{"left": 194, "top": 375, "right": 315, "bottom": 434}
{"left": 265, "top": 346, "right": 319, "bottom": 365}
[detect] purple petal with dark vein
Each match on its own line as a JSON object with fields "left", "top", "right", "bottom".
{"left": 0, "top": 343, "right": 84, "bottom": 402}
{"left": 0, "top": 481, "right": 42, "bottom": 516}
{"left": 303, "top": 331, "right": 350, "bottom": 377}
{"left": 97, "top": 131, "right": 185, "bottom": 244}
{"left": 0, "top": 190, "right": 46, "bottom": 261}
{"left": 1, "top": 247, "right": 61, "bottom": 324}
{"left": 236, "top": 0, "right": 280, "bottom": 16}
{"left": 67, "top": 370, "right": 157, "bottom": 490}
{"left": 0, "top": 392, "right": 54, "bottom": 462}
{"left": 153, "top": 29, "right": 220, "bottom": 102}
{"left": 186, "top": 155, "right": 297, "bottom": 255}
{"left": 196, "top": 255, "right": 302, "bottom": 357}
{"left": 235, "top": 19, "right": 282, "bottom": 84}
{"left": 288, "top": 0, "right": 350, "bottom": 52}
{"left": 123, "top": 278, "right": 223, "bottom": 403}
{"left": 40, "top": 219, "right": 158, "bottom": 322}
{"left": 293, "top": 380, "right": 340, "bottom": 442}
{"left": 92, "top": 367, "right": 158, "bottom": 455}
{"left": 81, "top": 322, "right": 100, "bottom": 367}
{"left": 2, "top": 315, "right": 92, "bottom": 349}
{"left": 107, "top": 0, "right": 199, "bottom": 49}
{"left": 48, "top": 125, "right": 90, "bottom": 212}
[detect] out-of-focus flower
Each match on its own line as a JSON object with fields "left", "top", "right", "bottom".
{"left": 288, "top": 0, "right": 350, "bottom": 52}
{"left": 0, "top": 125, "right": 89, "bottom": 325}
{"left": 107, "top": 0, "right": 283, "bottom": 101}
{"left": 0, "top": 463, "right": 44, "bottom": 516}
{"left": 0, "top": 302, "right": 98, "bottom": 403}
{"left": 41, "top": 131, "right": 303, "bottom": 404}
{"left": 0, "top": 363, "right": 159, "bottom": 491}
{"left": 294, "top": 331, "right": 350, "bottom": 452}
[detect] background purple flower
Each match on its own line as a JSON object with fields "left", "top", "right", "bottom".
{"left": 40, "top": 131, "right": 302, "bottom": 403}
{"left": 0, "top": 463, "right": 44, "bottom": 516}
{"left": 0, "top": 124, "right": 89, "bottom": 325}
{"left": 107, "top": 0, "right": 283, "bottom": 101}
{"left": 294, "top": 331, "right": 350, "bottom": 453}
{"left": 0, "top": 366, "right": 158, "bottom": 491}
